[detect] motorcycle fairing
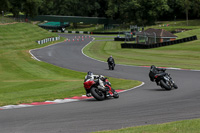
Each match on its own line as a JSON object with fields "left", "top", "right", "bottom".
{"left": 84, "top": 81, "right": 95, "bottom": 89}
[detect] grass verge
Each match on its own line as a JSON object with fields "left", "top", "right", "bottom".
{"left": 93, "top": 118, "right": 200, "bottom": 133}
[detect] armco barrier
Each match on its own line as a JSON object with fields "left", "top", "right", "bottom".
{"left": 36, "top": 36, "right": 60, "bottom": 44}
{"left": 121, "top": 35, "right": 197, "bottom": 49}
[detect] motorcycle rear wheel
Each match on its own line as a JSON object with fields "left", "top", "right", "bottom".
{"left": 160, "top": 80, "right": 172, "bottom": 90}
{"left": 91, "top": 87, "right": 105, "bottom": 101}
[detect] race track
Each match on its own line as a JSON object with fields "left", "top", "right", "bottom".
{"left": 0, "top": 34, "right": 200, "bottom": 133}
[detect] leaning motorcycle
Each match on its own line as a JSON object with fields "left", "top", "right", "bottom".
{"left": 149, "top": 67, "right": 178, "bottom": 90}
{"left": 83, "top": 77, "right": 119, "bottom": 100}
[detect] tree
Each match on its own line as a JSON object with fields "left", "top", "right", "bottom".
{"left": 96, "top": 0, "right": 108, "bottom": 17}
{"left": 106, "top": 0, "right": 169, "bottom": 25}
{"left": 106, "top": 0, "right": 126, "bottom": 20}
{"left": 120, "top": 0, "right": 140, "bottom": 23}
{"left": 0, "top": 0, "right": 11, "bottom": 13}
{"left": 176, "top": 0, "right": 191, "bottom": 26}
{"left": 9, "top": 0, "right": 24, "bottom": 17}
{"left": 38, "top": 0, "right": 54, "bottom": 15}
{"left": 134, "top": 0, "right": 169, "bottom": 25}
{"left": 22, "top": 0, "right": 42, "bottom": 18}
{"left": 191, "top": 0, "right": 200, "bottom": 18}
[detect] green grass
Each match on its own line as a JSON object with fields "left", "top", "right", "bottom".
{"left": 176, "top": 28, "right": 200, "bottom": 39}
{"left": 93, "top": 119, "right": 200, "bottom": 133}
{"left": 84, "top": 27, "right": 200, "bottom": 70}
{"left": 0, "top": 23, "right": 141, "bottom": 106}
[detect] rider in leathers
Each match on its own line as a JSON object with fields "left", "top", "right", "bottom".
{"left": 107, "top": 55, "right": 115, "bottom": 68}
{"left": 84, "top": 71, "right": 107, "bottom": 97}
{"left": 149, "top": 65, "right": 166, "bottom": 85}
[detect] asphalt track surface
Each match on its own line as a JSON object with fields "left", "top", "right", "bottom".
{"left": 1, "top": 34, "right": 200, "bottom": 133}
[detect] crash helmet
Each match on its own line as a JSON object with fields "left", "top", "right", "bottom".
{"left": 87, "top": 71, "right": 93, "bottom": 76}
{"left": 150, "top": 65, "right": 156, "bottom": 69}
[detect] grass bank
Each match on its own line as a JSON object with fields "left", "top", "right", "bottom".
{"left": 147, "top": 19, "right": 200, "bottom": 32}
{"left": 93, "top": 118, "right": 200, "bottom": 133}
{"left": 0, "top": 23, "right": 141, "bottom": 106}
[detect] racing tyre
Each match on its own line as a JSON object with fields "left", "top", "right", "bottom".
{"left": 91, "top": 87, "right": 105, "bottom": 101}
{"left": 112, "top": 66, "right": 114, "bottom": 70}
{"left": 108, "top": 64, "right": 111, "bottom": 70}
{"left": 173, "top": 83, "right": 178, "bottom": 89}
{"left": 160, "top": 80, "right": 172, "bottom": 90}
{"left": 112, "top": 64, "right": 115, "bottom": 70}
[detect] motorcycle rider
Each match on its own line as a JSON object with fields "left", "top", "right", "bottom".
{"left": 149, "top": 65, "right": 166, "bottom": 85}
{"left": 107, "top": 55, "right": 115, "bottom": 69}
{"left": 84, "top": 71, "right": 107, "bottom": 97}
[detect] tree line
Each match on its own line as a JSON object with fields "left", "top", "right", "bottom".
{"left": 0, "top": 0, "right": 200, "bottom": 25}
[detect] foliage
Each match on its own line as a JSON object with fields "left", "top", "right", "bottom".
{"left": 135, "top": 0, "right": 169, "bottom": 25}
{"left": 22, "top": 0, "right": 42, "bottom": 18}
{"left": 1, "top": 0, "right": 200, "bottom": 26}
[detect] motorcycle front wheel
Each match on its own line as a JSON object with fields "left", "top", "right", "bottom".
{"left": 91, "top": 87, "right": 105, "bottom": 101}
{"left": 160, "top": 80, "right": 172, "bottom": 90}
{"left": 173, "top": 83, "right": 178, "bottom": 89}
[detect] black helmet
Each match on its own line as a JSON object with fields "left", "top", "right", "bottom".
{"left": 151, "top": 65, "right": 156, "bottom": 69}
{"left": 87, "top": 71, "right": 93, "bottom": 76}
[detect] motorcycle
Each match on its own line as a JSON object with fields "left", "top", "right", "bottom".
{"left": 149, "top": 66, "right": 178, "bottom": 90}
{"left": 83, "top": 77, "right": 119, "bottom": 100}
{"left": 108, "top": 62, "right": 115, "bottom": 70}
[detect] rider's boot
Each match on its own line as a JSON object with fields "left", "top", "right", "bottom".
{"left": 105, "top": 91, "right": 112, "bottom": 97}
{"left": 86, "top": 92, "right": 92, "bottom": 97}
{"left": 105, "top": 87, "right": 114, "bottom": 97}
{"left": 155, "top": 79, "right": 160, "bottom": 86}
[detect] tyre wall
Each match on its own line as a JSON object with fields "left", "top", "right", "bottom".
{"left": 121, "top": 35, "right": 197, "bottom": 49}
